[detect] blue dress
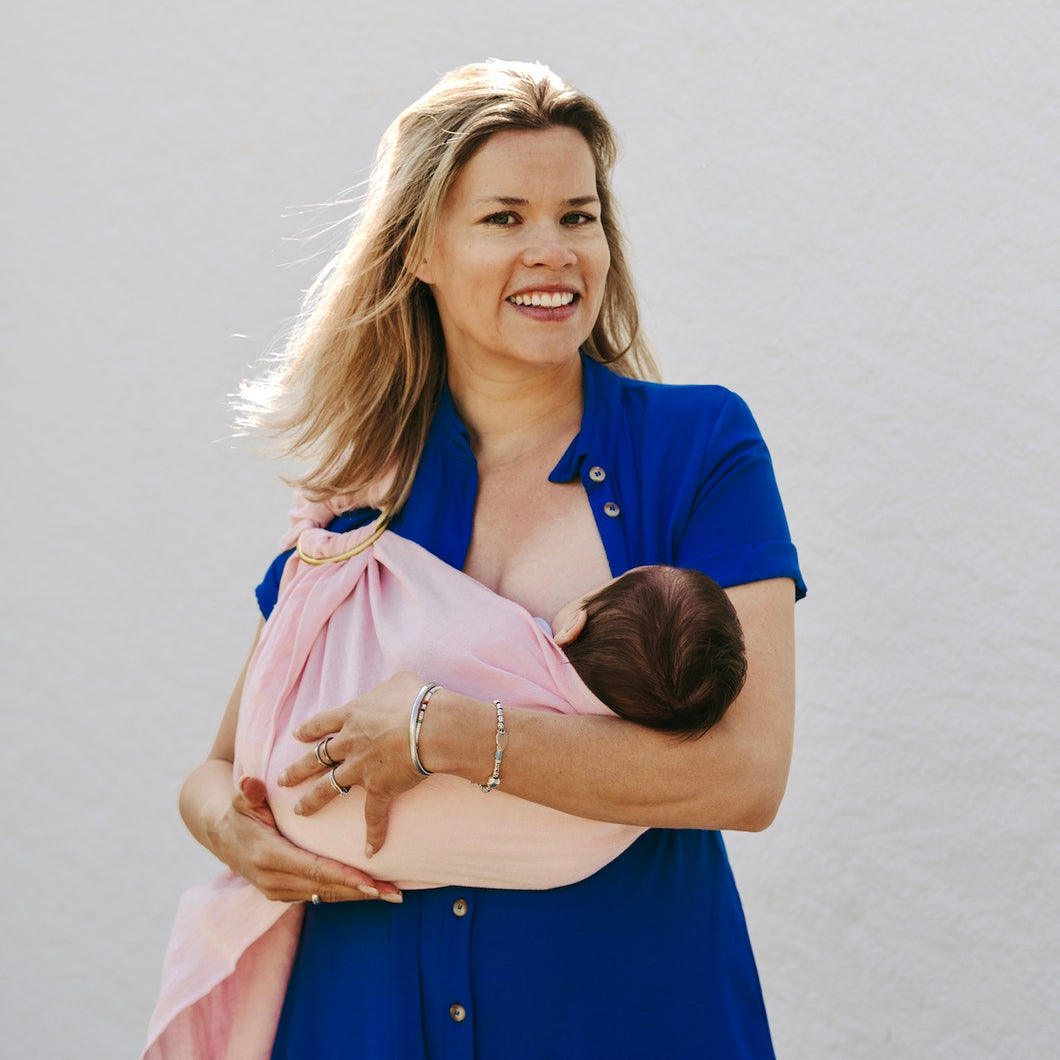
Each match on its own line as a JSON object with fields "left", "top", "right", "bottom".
{"left": 258, "top": 355, "right": 805, "bottom": 1059}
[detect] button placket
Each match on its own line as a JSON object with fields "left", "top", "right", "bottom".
{"left": 446, "top": 892, "right": 472, "bottom": 1034}
{"left": 584, "top": 461, "right": 621, "bottom": 522}
{"left": 420, "top": 889, "right": 475, "bottom": 1057}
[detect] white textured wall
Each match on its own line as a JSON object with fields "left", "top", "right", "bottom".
{"left": 3, "top": 3, "right": 1057, "bottom": 1057}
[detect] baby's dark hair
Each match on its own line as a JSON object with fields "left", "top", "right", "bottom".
{"left": 561, "top": 566, "right": 747, "bottom": 737}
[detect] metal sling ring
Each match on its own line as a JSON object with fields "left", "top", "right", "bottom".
{"left": 296, "top": 510, "right": 391, "bottom": 566}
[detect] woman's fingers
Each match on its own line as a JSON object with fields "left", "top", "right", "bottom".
{"left": 227, "top": 778, "right": 402, "bottom": 903}
{"left": 292, "top": 708, "right": 349, "bottom": 744}
{"left": 363, "top": 791, "right": 393, "bottom": 859}
{"left": 234, "top": 775, "right": 281, "bottom": 829}
{"left": 290, "top": 749, "right": 403, "bottom": 861}
{"left": 282, "top": 673, "right": 428, "bottom": 863}
{"left": 278, "top": 717, "right": 353, "bottom": 790}
{"left": 239, "top": 775, "right": 270, "bottom": 805}
{"left": 293, "top": 766, "right": 352, "bottom": 816}
{"left": 260, "top": 847, "right": 402, "bottom": 904}
{"left": 277, "top": 744, "right": 338, "bottom": 789}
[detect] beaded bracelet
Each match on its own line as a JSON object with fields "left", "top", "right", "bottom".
{"left": 478, "top": 701, "right": 508, "bottom": 793}
{"left": 409, "top": 683, "right": 441, "bottom": 777}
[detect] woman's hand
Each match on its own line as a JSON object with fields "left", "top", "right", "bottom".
{"left": 201, "top": 771, "right": 403, "bottom": 904}
{"left": 181, "top": 621, "right": 403, "bottom": 903}
{"left": 277, "top": 671, "right": 429, "bottom": 858}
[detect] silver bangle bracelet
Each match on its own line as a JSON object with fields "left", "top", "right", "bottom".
{"left": 478, "top": 701, "right": 508, "bottom": 793}
{"left": 409, "top": 683, "right": 441, "bottom": 777}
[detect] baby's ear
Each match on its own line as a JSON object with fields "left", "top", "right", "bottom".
{"left": 553, "top": 607, "right": 588, "bottom": 647}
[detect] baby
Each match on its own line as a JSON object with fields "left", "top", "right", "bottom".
{"left": 548, "top": 564, "right": 747, "bottom": 737}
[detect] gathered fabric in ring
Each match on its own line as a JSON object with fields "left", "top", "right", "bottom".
{"left": 296, "top": 509, "right": 390, "bottom": 565}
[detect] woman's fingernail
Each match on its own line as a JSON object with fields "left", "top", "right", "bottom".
{"left": 364, "top": 843, "right": 375, "bottom": 859}
{"left": 357, "top": 884, "right": 380, "bottom": 898}
{"left": 381, "top": 892, "right": 404, "bottom": 904}
{"left": 277, "top": 771, "right": 288, "bottom": 786}
{"left": 293, "top": 803, "right": 304, "bottom": 816}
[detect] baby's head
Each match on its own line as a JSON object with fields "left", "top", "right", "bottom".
{"left": 554, "top": 566, "right": 747, "bottom": 737}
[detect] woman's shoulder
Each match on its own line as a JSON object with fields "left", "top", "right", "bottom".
{"left": 593, "top": 359, "right": 744, "bottom": 415}
{"left": 605, "top": 369, "right": 761, "bottom": 449}
{"left": 624, "top": 375, "right": 741, "bottom": 412}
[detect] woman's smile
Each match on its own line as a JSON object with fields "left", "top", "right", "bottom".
{"left": 506, "top": 285, "right": 580, "bottom": 321}
{"left": 507, "top": 289, "right": 577, "bottom": 309}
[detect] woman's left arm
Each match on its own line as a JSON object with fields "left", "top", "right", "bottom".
{"left": 428, "top": 576, "right": 796, "bottom": 833}
{"left": 284, "top": 576, "right": 794, "bottom": 850}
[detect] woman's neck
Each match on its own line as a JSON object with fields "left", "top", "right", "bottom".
{"left": 446, "top": 355, "right": 584, "bottom": 471}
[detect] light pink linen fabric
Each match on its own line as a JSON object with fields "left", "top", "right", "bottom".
{"left": 144, "top": 523, "right": 642, "bottom": 1058}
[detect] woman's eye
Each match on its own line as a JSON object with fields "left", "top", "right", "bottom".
{"left": 484, "top": 212, "right": 518, "bottom": 226}
{"left": 562, "top": 212, "right": 598, "bottom": 226}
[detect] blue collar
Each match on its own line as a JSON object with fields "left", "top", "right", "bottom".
{"left": 548, "top": 352, "right": 626, "bottom": 483}
{"left": 431, "top": 382, "right": 477, "bottom": 467}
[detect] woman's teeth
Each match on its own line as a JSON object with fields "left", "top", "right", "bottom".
{"left": 509, "top": 291, "right": 576, "bottom": 308}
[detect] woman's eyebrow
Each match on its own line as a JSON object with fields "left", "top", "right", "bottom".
{"left": 471, "top": 194, "right": 601, "bottom": 207}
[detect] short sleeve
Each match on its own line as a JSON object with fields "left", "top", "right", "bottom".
{"left": 676, "top": 391, "right": 806, "bottom": 599}
{"left": 254, "top": 547, "right": 295, "bottom": 620}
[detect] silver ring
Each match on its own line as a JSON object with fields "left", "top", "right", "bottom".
{"left": 327, "top": 767, "right": 351, "bottom": 797}
{"left": 311, "top": 894, "right": 321, "bottom": 905}
{"left": 315, "top": 736, "right": 340, "bottom": 768}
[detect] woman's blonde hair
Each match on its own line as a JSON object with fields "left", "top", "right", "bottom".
{"left": 239, "top": 59, "right": 659, "bottom": 514}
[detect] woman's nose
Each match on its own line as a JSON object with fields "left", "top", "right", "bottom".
{"left": 521, "top": 226, "right": 578, "bottom": 268}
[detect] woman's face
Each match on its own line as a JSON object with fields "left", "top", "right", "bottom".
{"left": 415, "top": 126, "right": 611, "bottom": 377}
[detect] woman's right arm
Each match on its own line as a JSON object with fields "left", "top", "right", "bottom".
{"left": 178, "top": 619, "right": 403, "bottom": 904}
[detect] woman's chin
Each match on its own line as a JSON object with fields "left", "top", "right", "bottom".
{"left": 447, "top": 341, "right": 585, "bottom": 379}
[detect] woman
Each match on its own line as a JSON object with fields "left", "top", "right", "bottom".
{"left": 178, "top": 60, "right": 804, "bottom": 1058}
